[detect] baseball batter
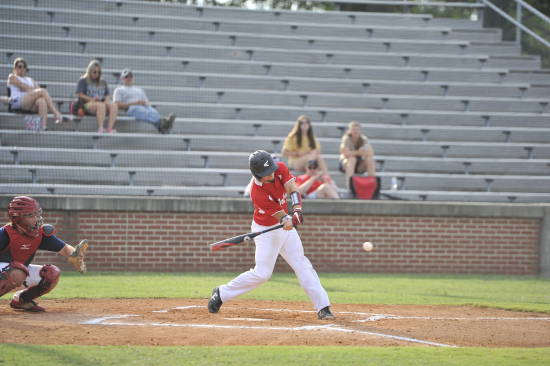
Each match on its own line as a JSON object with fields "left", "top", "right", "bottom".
{"left": 0, "top": 196, "right": 88, "bottom": 312}
{"left": 208, "top": 150, "right": 335, "bottom": 320}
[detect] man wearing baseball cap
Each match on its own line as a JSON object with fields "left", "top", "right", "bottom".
{"left": 113, "top": 69, "right": 175, "bottom": 134}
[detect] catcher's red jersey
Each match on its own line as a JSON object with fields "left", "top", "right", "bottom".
{"left": 250, "top": 161, "right": 295, "bottom": 226}
{"left": 1, "top": 224, "right": 42, "bottom": 265}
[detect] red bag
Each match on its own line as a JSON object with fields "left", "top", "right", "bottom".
{"left": 350, "top": 176, "right": 379, "bottom": 199}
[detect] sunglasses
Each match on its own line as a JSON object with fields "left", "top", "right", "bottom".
{"left": 15, "top": 64, "right": 26, "bottom": 69}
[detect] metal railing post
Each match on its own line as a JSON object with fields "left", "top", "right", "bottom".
{"left": 516, "top": 0, "right": 522, "bottom": 45}
{"left": 478, "top": 0, "right": 485, "bottom": 23}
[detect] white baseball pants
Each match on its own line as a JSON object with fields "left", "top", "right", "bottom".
{"left": 219, "top": 222, "right": 331, "bottom": 312}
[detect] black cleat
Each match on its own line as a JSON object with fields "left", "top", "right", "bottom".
{"left": 317, "top": 306, "right": 335, "bottom": 320}
{"left": 208, "top": 287, "right": 223, "bottom": 313}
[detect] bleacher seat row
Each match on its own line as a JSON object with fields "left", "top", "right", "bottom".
{"left": 1, "top": 0, "right": 549, "bottom": 202}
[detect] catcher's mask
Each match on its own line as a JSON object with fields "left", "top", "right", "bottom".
{"left": 249, "top": 150, "right": 278, "bottom": 179}
{"left": 8, "top": 196, "right": 43, "bottom": 237}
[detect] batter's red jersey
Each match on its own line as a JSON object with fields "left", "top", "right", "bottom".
{"left": 250, "top": 161, "right": 295, "bottom": 226}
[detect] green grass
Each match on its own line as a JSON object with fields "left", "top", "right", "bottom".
{"left": 47, "top": 272, "right": 550, "bottom": 313}
{"left": 3, "top": 272, "right": 550, "bottom": 366}
{"left": 1, "top": 345, "right": 550, "bottom": 366}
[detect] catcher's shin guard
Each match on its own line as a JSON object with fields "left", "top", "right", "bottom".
{"left": 18, "top": 264, "right": 60, "bottom": 304}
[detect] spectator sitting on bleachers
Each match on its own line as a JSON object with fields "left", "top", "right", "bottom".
{"left": 113, "top": 69, "right": 175, "bottom": 134}
{"left": 339, "top": 121, "right": 377, "bottom": 190}
{"left": 7, "top": 57, "right": 66, "bottom": 130}
{"left": 295, "top": 159, "right": 340, "bottom": 199}
{"left": 281, "top": 115, "right": 329, "bottom": 174}
{"left": 76, "top": 60, "right": 118, "bottom": 133}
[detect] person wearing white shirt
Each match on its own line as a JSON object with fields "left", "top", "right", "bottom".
{"left": 7, "top": 58, "right": 66, "bottom": 130}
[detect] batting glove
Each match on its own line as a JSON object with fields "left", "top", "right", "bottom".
{"left": 292, "top": 209, "right": 303, "bottom": 227}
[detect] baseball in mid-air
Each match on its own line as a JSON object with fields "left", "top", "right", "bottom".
{"left": 362, "top": 241, "right": 374, "bottom": 252}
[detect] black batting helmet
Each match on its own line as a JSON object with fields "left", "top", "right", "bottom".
{"left": 249, "top": 150, "right": 278, "bottom": 179}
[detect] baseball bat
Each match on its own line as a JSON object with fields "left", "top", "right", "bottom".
{"left": 209, "top": 224, "right": 284, "bottom": 252}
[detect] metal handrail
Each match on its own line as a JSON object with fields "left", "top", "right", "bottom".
{"left": 305, "top": 0, "right": 484, "bottom": 8}
{"left": 517, "top": 0, "right": 549, "bottom": 24}
{"left": 479, "top": 0, "right": 550, "bottom": 48}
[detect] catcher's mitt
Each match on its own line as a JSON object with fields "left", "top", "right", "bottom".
{"left": 67, "top": 239, "right": 88, "bottom": 274}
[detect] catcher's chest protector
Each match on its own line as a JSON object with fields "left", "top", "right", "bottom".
{"left": 1, "top": 224, "right": 42, "bottom": 265}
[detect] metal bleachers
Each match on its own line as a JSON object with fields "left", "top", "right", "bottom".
{"left": 3, "top": 64, "right": 549, "bottom": 97}
{"left": 5, "top": 113, "right": 550, "bottom": 144}
{"left": 2, "top": 145, "right": 549, "bottom": 176}
{"left": 1, "top": 0, "right": 549, "bottom": 202}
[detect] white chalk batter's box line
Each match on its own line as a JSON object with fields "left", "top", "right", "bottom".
{"left": 79, "top": 305, "right": 550, "bottom": 348}
{"left": 153, "top": 305, "right": 550, "bottom": 322}
{"left": 81, "top": 313, "right": 454, "bottom": 348}
{"left": 219, "top": 306, "right": 550, "bottom": 322}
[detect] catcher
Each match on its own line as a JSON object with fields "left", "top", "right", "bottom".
{"left": 0, "top": 196, "right": 89, "bottom": 312}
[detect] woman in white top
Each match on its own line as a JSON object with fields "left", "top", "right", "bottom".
{"left": 7, "top": 58, "right": 64, "bottom": 130}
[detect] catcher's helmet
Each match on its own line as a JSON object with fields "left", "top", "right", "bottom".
{"left": 8, "top": 196, "right": 43, "bottom": 237}
{"left": 249, "top": 150, "right": 278, "bottom": 179}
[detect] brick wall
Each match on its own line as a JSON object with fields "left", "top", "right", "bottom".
{"left": 1, "top": 210, "right": 540, "bottom": 275}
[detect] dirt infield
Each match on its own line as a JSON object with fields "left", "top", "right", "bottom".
{"left": 2, "top": 299, "right": 550, "bottom": 347}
